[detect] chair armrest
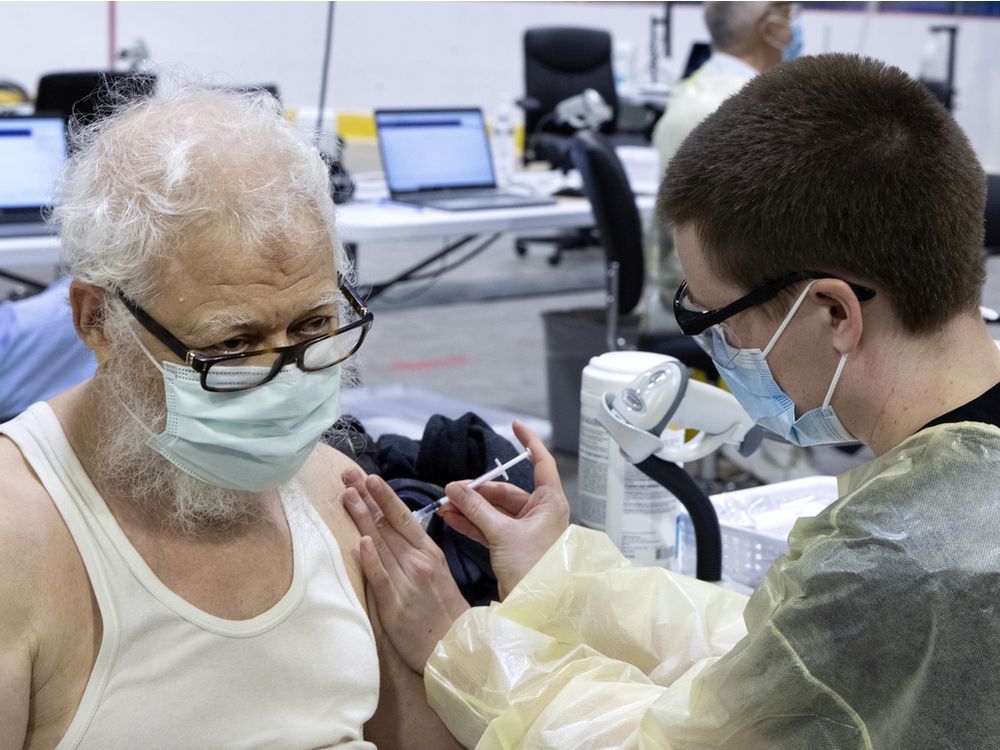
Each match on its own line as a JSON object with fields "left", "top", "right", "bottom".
{"left": 516, "top": 97, "right": 542, "bottom": 113}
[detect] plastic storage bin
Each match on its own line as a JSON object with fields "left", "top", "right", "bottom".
{"left": 675, "top": 475, "right": 840, "bottom": 592}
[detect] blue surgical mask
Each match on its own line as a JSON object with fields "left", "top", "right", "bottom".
{"left": 783, "top": 21, "right": 804, "bottom": 62}
{"left": 126, "top": 339, "right": 342, "bottom": 491}
{"left": 709, "top": 283, "right": 857, "bottom": 446}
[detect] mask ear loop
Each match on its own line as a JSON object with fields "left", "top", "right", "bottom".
{"left": 111, "top": 304, "right": 167, "bottom": 440}
{"left": 822, "top": 353, "right": 849, "bottom": 408}
{"left": 762, "top": 281, "right": 816, "bottom": 358}
{"left": 122, "top": 309, "right": 166, "bottom": 375}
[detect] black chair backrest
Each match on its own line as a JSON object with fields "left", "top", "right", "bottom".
{"left": 570, "top": 131, "right": 644, "bottom": 316}
{"left": 523, "top": 27, "right": 618, "bottom": 138}
{"left": 986, "top": 174, "right": 1000, "bottom": 251}
{"left": 36, "top": 71, "right": 157, "bottom": 128}
{"left": 218, "top": 84, "right": 282, "bottom": 104}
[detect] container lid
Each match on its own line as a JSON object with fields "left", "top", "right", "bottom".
{"left": 581, "top": 351, "right": 675, "bottom": 391}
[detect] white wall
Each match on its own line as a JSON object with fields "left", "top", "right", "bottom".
{"left": 3, "top": 1, "right": 999, "bottom": 168}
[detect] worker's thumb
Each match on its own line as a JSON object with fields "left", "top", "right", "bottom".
{"left": 444, "top": 481, "right": 508, "bottom": 541}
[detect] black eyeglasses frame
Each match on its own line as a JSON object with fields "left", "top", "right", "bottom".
{"left": 117, "top": 277, "right": 374, "bottom": 393}
{"left": 673, "top": 270, "right": 876, "bottom": 337}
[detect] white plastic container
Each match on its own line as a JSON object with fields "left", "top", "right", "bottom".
{"left": 675, "top": 475, "right": 840, "bottom": 592}
{"left": 578, "top": 351, "right": 684, "bottom": 567}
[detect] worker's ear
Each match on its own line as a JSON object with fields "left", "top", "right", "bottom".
{"left": 70, "top": 280, "right": 113, "bottom": 363}
{"left": 808, "top": 279, "right": 864, "bottom": 356}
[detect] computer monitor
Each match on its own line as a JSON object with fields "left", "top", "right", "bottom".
{"left": 682, "top": 42, "right": 712, "bottom": 80}
{"left": 0, "top": 115, "right": 67, "bottom": 222}
{"left": 375, "top": 108, "right": 497, "bottom": 195}
{"left": 35, "top": 71, "right": 157, "bottom": 127}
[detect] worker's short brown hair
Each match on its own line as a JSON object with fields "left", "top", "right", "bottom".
{"left": 658, "top": 53, "right": 986, "bottom": 333}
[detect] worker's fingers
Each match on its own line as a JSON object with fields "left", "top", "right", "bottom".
{"left": 444, "top": 482, "right": 511, "bottom": 543}
{"left": 474, "top": 481, "right": 531, "bottom": 517}
{"left": 513, "top": 420, "right": 563, "bottom": 493}
{"left": 439, "top": 507, "right": 489, "bottom": 546}
{"left": 343, "top": 487, "right": 403, "bottom": 579}
{"left": 363, "top": 475, "right": 438, "bottom": 552}
{"left": 342, "top": 468, "right": 384, "bottom": 523}
{"left": 359, "top": 536, "right": 401, "bottom": 617}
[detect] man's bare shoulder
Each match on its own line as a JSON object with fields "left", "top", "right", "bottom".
{"left": 0, "top": 435, "right": 69, "bottom": 551}
{"left": 302, "top": 442, "right": 361, "bottom": 532}
{"left": 0, "top": 435, "right": 73, "bottom": 627}
{"left": 300, "top": 442, "right": 366, "bottom": 602}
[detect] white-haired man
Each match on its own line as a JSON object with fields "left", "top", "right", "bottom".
{"left": 0, "top": 89, "right": 464, "bottom": 748}
{"left": 645, "top": 1, "right": 796, "bottom": 334}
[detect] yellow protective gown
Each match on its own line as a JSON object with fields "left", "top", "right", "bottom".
{"left": 425, "top": 422, "right": 1000, "bottom": 749}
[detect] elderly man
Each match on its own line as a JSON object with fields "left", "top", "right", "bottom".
{"left": 0, "top": 89, "right": 463, "bottom": 748}
{"left": 644, "top": 1, "right": 796, "bottom": 335}
{"left": 348, "top": 55, "right": 1000, "bottom": 748}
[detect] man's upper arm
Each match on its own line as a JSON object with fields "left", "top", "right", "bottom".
{"left": 0, "top": 638, "right": 31, "bottom": 750}
{"left": 0, "top": 440, "right": 44, "bottom": 749}
{"left": 302, "top": 443, "right": 367, "bottom": 606}
{"left": 303, "top": 444, "right": 463, "bottom": 748}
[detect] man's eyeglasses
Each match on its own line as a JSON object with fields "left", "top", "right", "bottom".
{"left": 673, "top": 271, "right": 876, "bottom": 370}
{"left": 118, "top": 278, "right": 374, "bottom": 392}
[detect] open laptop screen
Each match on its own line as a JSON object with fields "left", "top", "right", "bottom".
{"left": 376, "top": 109, "right": 496, "bottom": 194}
{"left": 0, "top": 116, "right": 67, "bottom": 217}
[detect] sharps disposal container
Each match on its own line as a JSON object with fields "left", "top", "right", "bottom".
{"left": 578, "top": 351, "right": 684, "bottom": 567}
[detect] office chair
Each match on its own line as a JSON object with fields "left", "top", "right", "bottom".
{"left": 35, "top": 71, "right": 157, "bottom": 130}
{"left": 0, "top": 80, "right": 30, "bottom": 105}
{"left": 986, "top": 174, "right": 1000, "bottom": 254}
{"left": 515, "top": 27, "right": 650, "bottom": 266}
{"left": 217, "top": 84, "right": 281, "bottom": 103}
{"left": 540, "top": 131, "right": 718, "bottom": 450}
{"left": 568, "top": 130, "right": 717, "bottom": 374}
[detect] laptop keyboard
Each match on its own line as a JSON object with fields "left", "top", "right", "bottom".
{"left": 0, "top": 223, "right": 58, "bottom": 238}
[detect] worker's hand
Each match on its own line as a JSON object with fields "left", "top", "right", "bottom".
{"left": 342, "top": 470, "right": 470, "bottom": 674}
{"left": 439, "top": 421, "right": 570, "bottom": 599}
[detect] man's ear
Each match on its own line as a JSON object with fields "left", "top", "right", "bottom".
{"left": 810, "top": 279, "right": 863, "bottom": 356}
{"left": 70, "top": 280, "right": 113, "bottom": 364}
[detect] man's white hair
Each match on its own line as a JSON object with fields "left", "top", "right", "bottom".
{"left": 704, "top": 1, "right": 772, "bottom": 53}
{"left": 52, "top": 86, "right": 348, "bottom": 305}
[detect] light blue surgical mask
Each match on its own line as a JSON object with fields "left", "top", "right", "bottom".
{"left": 783, "top": 21, "right": 804, "bottom": 62}
{"left": 709, "top": 283, "right": 857, "bottom": 446}
{"left": 125, "top": 338, "right": 342, "bottom": 491}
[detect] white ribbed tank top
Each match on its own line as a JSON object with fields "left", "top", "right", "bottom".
{"left": 2, "top": 403, "right": 379, "bottom": 749}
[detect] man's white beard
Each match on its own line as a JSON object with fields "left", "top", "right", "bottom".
{"left": 92, "top": 311, "right": 270, "bottom": 536}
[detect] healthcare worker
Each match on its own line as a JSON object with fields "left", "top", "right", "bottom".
{"left": 646, "top": 1, "right": 798, "bottom": 336}
{"left": 344, "top": 54, "right": 1000, "bottom": 748}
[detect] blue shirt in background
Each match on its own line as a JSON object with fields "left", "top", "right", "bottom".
{"left": 0, "top": 278, "right": 97, "bottom": 421}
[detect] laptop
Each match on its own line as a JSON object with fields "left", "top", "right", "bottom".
{"left": 375, "top": 108, "right": 556, "bottom": 211}
{"left": 0, "top": 115, "right": 66, "bottom": 237}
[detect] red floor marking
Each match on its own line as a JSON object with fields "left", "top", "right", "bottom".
{"left": 390, "top": 354, "right": 471, "bottom": 371}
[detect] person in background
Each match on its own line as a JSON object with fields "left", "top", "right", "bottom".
{"left": 645, "top": 1, "right": 799, "bottom": 335}
{"left": 0, "top": 88, "right": 462, "bottom": 749}
{"left": 347, "top": 54, "right": 1000, "bottom": 748}
{"left": 0, "top": 277, "right": 97, "bottom": 422}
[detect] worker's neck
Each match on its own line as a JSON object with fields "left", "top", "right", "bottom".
{"left": 724, "top": 45, "right": 772, "bottom": 74}
{"left": 850, "top": 314, "right": 1000, "bottom": 456}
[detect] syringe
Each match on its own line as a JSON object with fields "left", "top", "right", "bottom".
{"left": 412, "top": 448, "right": 532, "bottom": 526}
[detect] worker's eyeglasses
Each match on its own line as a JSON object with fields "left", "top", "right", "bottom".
{"left": 764, "top": 2, "right": 801, "bottom": 22}
{"left": 117, "top": 278, "right": 374, "bottom": 392}
{"left": 673, "top": 271, "right": 875, "bottom": 370}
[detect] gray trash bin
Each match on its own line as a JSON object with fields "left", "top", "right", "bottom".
{"left": 542, "top": 307, "right": 638, "bottom": 453}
